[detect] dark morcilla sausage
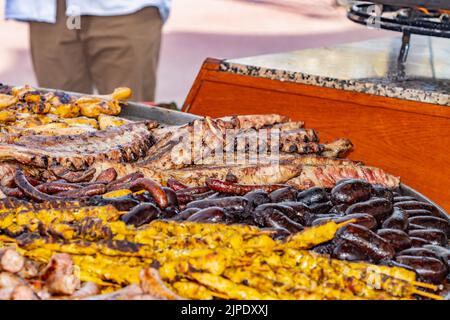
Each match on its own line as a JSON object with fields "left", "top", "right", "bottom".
{"left": 377, "top": 228, "right": 412, "bottom": 252}
{"left": 371, "top": 185, "right": 394, "bottom": 202}
{"left": 408, "top": 216, "right": 450, "bottom": 236}
{"left": 121, "top": 203, "right": 161, "bottom": 227}
{"left": 253, "top": 208, "right": 304, "bottom": 234}
{"left": 296, "top": 187, "right": 330, "bottom": 205}
{"left": 243, "top": 190, "right": 271, "bottom": 208}
{"left": 187, "top": 207, "right": 226, "bottom": 223}
{"left": 382, "top": 207, "right": 409, "bottom": 231}
{"left": 394, "top": 255, "right": 448, "bottom": 284}
{"left": 334, "top": 224, "right": 395, "bottom": 262}
{"left": 345, "top": 198, "right": 393, "bottom": 223}
{"left": 269, "top": 187, "right": 297, "bottom": 203}
{"left": 408, "top": 229, "right": 448, "bottom": 246}
{"left": 330, "top": 179, "right": 372, "bottom": 205}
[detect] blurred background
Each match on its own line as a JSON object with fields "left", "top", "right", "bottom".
{"left": 0, "top": 0, "right": 392, "bottom": 105}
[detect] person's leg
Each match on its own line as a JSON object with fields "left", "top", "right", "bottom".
{"left": 29, "top": 0, "right": 92, "bottom": 93}
{"left": 82, "top": 7, "right": 163, "bottom": 101}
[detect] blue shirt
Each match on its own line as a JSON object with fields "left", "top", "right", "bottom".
{"left": 5, "top": 0, "right": 172, "bottom": 23}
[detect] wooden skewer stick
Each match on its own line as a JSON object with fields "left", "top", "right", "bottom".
{"left": 411, "top": 289, "right": 444, "bottom": 300}
{"left": 411, "top": 281, "right": 442, "bottom": 291}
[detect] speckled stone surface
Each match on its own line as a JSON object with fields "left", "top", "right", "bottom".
{"left": 221, "top": 35, "right": 449, "bottom": 106}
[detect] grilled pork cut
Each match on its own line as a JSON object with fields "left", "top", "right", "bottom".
{"left": 286, "top": 164, "right": 400, "bottom": 190}
{"left": 0, "top": 121, "right": 157, "bottom": 170}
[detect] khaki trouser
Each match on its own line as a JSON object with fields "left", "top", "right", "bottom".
{"left": 29, "top": 0, "right": 163, "bottom": 101}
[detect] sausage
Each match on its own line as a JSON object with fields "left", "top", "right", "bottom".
{"left": 330, "top": 179, "right": 372, "bottom": 205}
{"left": 397, "top": 248, "right": 442, "bottom": 260}
{"left": 330, "top": 203, "right": 349, "bottom": 215}
{"left": 269, "top": 187, "right": 297, "bottom": 203}
{"left": 394, "top": 201, "right": 438, "bottom": 215}
{"left": 0, "top": 187, "right": 24, "bottom": 198}
{"left": 308, "top": 201, "right": 333, "bottom": 214}
{"left": 394, "top": 255, "right": 448, "bottom": 284}
{"left": 253, "top": 208, "right": 304, "bottom": 234}
{"left": 376, "top": 229, "right": 412, "bottom": 252}
{"left": 162, "top": 187, "right": 179, "bottom": 209}
{"left": 408, "top": 229, "right": 448, "bottom": 246}
{"left": 187, "top": 207, "right": 225, "bottom": 223}
{"left": 176, "top": 191, "right": 216, "bottom": 205}
{"left": 296, "top": 187, "right": 330, "bottom": 205}
{"left": 410, "top": 237, "right": 429, "bottom": 247}
{"left": 175, "top": 186, "right": 211, "bottom": 197}
{"left": 261, "top": 227, "right": 291, "bottom": 240}
{"left": 381, "top": 207, "right": 409, "bottom": 231}
{"left": 334, "top": 224, "right": 395, "bottom": 262}
{"left": 278, "top": 202, "right": 312, "bottom": 224}
{"left": 186, "top": 196, "right": 250, "bottom": 219}
{"left": 393, "top": 196, "right": 416, "bottom": 203}
{"left": 107, "top": 172, "right": 144, "bottom": 190}
{"left": 422, "top": 245, "right": 450, "bottom": 268}
{"left": 243, "top": 190, "right": 271, "bottom": 208}
{"left": 14, "top": 170, "right": 74, "bottom": 202}
{"left": 312, "top": 242, "right": 335, "bottom": 255}
{"left": 408, "top": 223, "right": 426, "bottom": 230}
{"left": 370, "top": 185, "right": 394, "bottom": 202}
{"left": 120, "top": 203, "right": 160, "bottom": 227}
{"left": 408, "top": 216, "right": 450, "bottom": 236}
{"left": 254, "top": 203, "right": 306, "bottom": 225}
{"left": 205, "top": 178, "right": 288, "bottom": 195}
{"left": 57, "top": 184, "right": 106, "bottom": 197}
{"left": 404, "top": 209, "right": 439, "bottom": 218}
{"left": 36, "top": 182, "right": 82, "bottom": 194}
{"left": 332, "top": 240, "right": 367, "bottom": 262}
{"left": 334, "top": 213, "right": 377, "bottom": 230}
{"left": 95, "top": 168, "right": 118, "bottom": 184}
{"left": 310, "top": 214, "right": 340, "bottom": 226}
{"left": 345, "top": 198, "right": 393, "bottom": 223}
{"left": 87, "top": 196, "right": 140, "bottom": 211}
{"left": 112, "top": 178, "right": 168, "bottom": 209}
{"left": 166, "top": 178, "right": 188, "bottom": 191}
{"left": 172, "top": 208, "right": 201, "bottom": 221}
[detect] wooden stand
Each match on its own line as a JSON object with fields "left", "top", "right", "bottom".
{"left": 182, "top": 58, "right": 450, "bottom": 212}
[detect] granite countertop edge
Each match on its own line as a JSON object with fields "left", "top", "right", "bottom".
{"left": 220, "top": 61, "right": 449, "bottom": 107}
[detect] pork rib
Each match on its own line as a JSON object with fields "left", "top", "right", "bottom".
{"left": 0, "top": 121, "right": 157, "bottom": 170}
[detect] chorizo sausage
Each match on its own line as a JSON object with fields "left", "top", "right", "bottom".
{"left": 206, "top": 178, "right": 287, "bottom": 195}
{"left": 94, "top": 168, "right": 117, "bottom": 184}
